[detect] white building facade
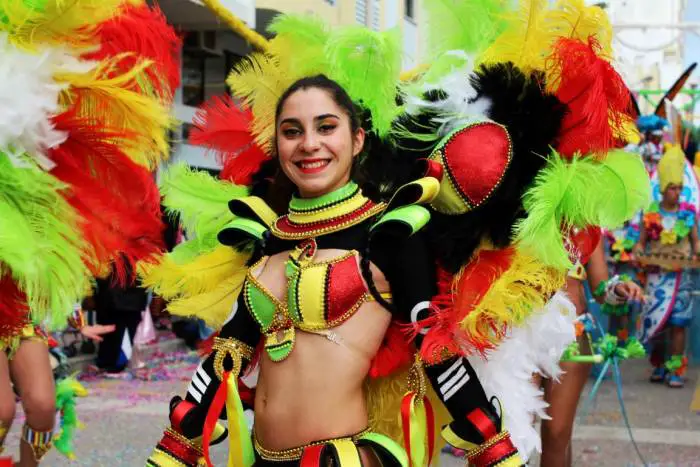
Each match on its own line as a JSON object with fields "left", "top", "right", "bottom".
{"left": 603, "top": 0, "right": 689, "bottom": 114}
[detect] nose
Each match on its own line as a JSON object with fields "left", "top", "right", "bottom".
{"left": 301, "top": 132, "right": 321, "bottom": 153}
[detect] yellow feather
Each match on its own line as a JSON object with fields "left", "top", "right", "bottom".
{"left": 458, "top": 247, "right": 565, "bottom": 347}
{"left": 226, "top": 52, "right": 295, "bottom": 152}
{"left": 478, "top": 0, "right": 551, "bottom": 72}
{"left": 140, "top": 246, "right": 250, "bottom": 300}
{"left": 226, "top": 28, "right": 327, "bottom": 152}
{"left": 56, "top": 56, "right": 173, "bottom": 168}
{"left": 166, "top": 275, "right": 245, "bottom": 329}
{"left": 542, "top": 0, "right": 613, "bottom": 90}
{"left": 1, "top": 0, "right": 125, "bottom": 48}
{"left": 544, "top": 0, "right": 612, "bottom": 55}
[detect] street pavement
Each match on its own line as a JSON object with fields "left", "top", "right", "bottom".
{"left": 3, "top": 341, "right": 699, "bottom": 466}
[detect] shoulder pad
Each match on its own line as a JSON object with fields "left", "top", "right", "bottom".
{"left": 371, "top": 177, "right": 439, "bottom": 238}
{"left": 218, "top": 196, "right": 276, "bottom": 246}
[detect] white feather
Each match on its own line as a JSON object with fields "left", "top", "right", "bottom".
{"left": 467, "top": 291, "right": 576, "bottom": 461}
{"left": 404, "top": 51, "right": 492, "bottom": 136}
{"left": 0, "top": 33, "right": 91, "bottom": 167}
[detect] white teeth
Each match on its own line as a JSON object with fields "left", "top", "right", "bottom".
{"left": 299, "top": 160, "right": 329, "bottom": 169}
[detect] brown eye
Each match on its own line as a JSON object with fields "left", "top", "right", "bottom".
{"left": 282, "top": 128, "right": 301, "bottom": 137}
{"left": 319, "top": 124, "right": 336, "bottom": 134}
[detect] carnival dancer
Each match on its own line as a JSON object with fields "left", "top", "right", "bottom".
{"left": 144, "top": 1, "right": 650, "bottom": 465}
{"left": 0, "top": 0, "right": 180, "bottom": 463}
{"left": 633, "top": 145, "right": 699, "bottom": 388}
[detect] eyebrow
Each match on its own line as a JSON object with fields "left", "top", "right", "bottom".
{"left": 279, "top": 113, "right": 340, "bottom": 126}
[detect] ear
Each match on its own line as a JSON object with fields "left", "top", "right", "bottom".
{"left": 352, "top": 128, "right": 366, "bottom": 157}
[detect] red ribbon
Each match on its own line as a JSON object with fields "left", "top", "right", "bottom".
{"left": 170, "top": 400, "right": 196, "bottom": 435}
{"left": 424, "top": 397, "right": 435, "bottom": 466}
{"left": 470, "top": 437, "right": 517, "bottom": 467}
{"left": 300, "top": 444, "right": 324, "bottom": 467}
{"left": 159, "top": 431, "right": 202, "bottom": 466}
{"left": 400, "top": 392, "right": 435, "bottom": 467}
{"left": 202, "top": 371, "right": 230, "bottom": 467}
{"left": 400, "top": 393, "right": 415, "bottom": 466}
{"left": 467, "top": 408, "right": 498, "bottom": 440}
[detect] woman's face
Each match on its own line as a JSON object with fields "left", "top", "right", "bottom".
{"left": 276, "top": 87, "right": 365, "bottom": 198}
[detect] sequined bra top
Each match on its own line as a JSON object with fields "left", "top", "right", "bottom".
{"left": 237, "top": 182, "right": 392, "bottom": 362}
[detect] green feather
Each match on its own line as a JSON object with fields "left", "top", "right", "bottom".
{"left": 267, "top": 13, "right": 330, "bottom": 85}
{"left": 423, "top": 0, "right": 506, "bottom": 56}
{"left": 325, "top": 26, "right": 402, "bottom": 137}
{"left": 0, "top": 153, "right": 89, "bottom": 327}
{"left": 159, "top": 163, "right": 249, "bottom": 241}
{"left": 515, "top": 150, "right": 651, "bottom": 270}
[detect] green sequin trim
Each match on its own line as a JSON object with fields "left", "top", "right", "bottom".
{"left": 266, "top": 339, "right": 294, "bottom": 362}
{"left": 245, "top": 282, "right": 277, "bottom": 332}
{"left": 289, "top": 182, "right": 359, "bottom": 212}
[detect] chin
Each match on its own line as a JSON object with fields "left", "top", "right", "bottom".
{"left": 296, "top": 181, "right": 334, "bottom": 198}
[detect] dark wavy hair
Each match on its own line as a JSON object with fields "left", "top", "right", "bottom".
{"left": 250, "top": 75, "right": 416, "bottom": 212}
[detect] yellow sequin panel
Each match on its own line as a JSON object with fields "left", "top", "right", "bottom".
{"left": 295, "top": 264, "right": 328, "bottom": 326}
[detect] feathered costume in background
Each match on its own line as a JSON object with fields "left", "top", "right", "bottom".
{"left": 141, "top": 0, "right": 649, "bottom": 464}
{"left": 0, "top": 0, "right": 180, "bottom": 342}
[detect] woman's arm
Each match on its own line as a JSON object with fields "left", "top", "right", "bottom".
{"left": 690, "top": 223, "right": 700, "bottom": 256}
{"left": 587, "top": 238, "right": 644, "bottom": 304}
{"left": 372, "top": 231, "right": 522, "bottom": 466}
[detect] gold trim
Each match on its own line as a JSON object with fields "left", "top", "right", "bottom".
{"left": 253, "top": 428, "right": 370, "bottom": 461}
{"left": 211, "top": 337, "right": 255, "bottom": 380}
{"left": 272, "top": 203, "right": 386, "bottom": 240}
{"left": 466, "top": 431, "right": 511, "bottom": 461}
{"left": 288, "top": 192, "right": 369, "bottom": 224}
{"left": 164, "top": 428, "right": 204, "bottom": 456}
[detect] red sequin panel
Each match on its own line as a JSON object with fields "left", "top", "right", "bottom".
{"left": 325, "top": 255, "right": 368, "bottom": 324}
{"left": 443, "top": 123, "right": 512, "bottom": 207}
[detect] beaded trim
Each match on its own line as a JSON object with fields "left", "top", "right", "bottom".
{"left": 466, "top": 431, "right": 511, "bottom": 460}
{"left": 211, "top": 337, "right": 255, "bottom": 380}
{"left": 253, "top": 428, "right": 370, "bottom": 461}
{"left": 21, "top": 424, "right": 53, "bottom": 461}
{"left": 273, "top": 202, "right": 386, "bottom": 239}
{"left": 437, "top": 121, "right": 513, "bottom": 209}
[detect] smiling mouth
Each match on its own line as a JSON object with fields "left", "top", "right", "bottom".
{"left": 295, "top": 159, "right": 330, "bottom": 174}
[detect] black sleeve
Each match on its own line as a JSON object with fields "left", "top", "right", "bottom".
{"left": 176, "top": 294, "right": 261, "bottom": 438}
{"left": 371, "top": 229, "right": 515, "bottom": 457}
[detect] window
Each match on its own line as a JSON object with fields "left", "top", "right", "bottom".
{"left": 405, "top": 0, "right": 414, "bottom": 19}
{"left": 356, "top": 0, "right": 368, "bottom": 25}
{"left": 371, "top": 0, "right": 381, "bottom": 31}
{"left": 181, "top": 32, "right": 243, "bottom": 107}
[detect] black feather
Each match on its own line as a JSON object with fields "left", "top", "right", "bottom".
{"left": 428, "top": 62, "right": 567, "bottom": 272}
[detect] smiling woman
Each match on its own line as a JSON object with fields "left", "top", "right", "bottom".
{"left": 143, "top": 3, "right": 650, "bottom": 466}
{"left": 275, "top": 76, "right": 365, "bottom": 199}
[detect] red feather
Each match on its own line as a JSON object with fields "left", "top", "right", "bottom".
{"left": 81, "top": 3, "right": 182, "bottom": 99}
{"left": 0, "top": 275, "right": 29, "bottom": 340}
{"left": 551, "top": 37, "right": 633, "bottom": 159}
{"left": 189, "top": 95, "right": 269, "bottom": 185}
{"left": 369, "top": 321, "right": 413, "bottom": 378}
{"left": 49, "top": 109, "right": 165, "bottom": 283}
{"left": 416, "top": 249, "right": 515, "bottom": 363}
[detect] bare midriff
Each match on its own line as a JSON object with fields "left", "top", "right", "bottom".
{"left": 252, "top": 249, "right": 391, "bottom": 451}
